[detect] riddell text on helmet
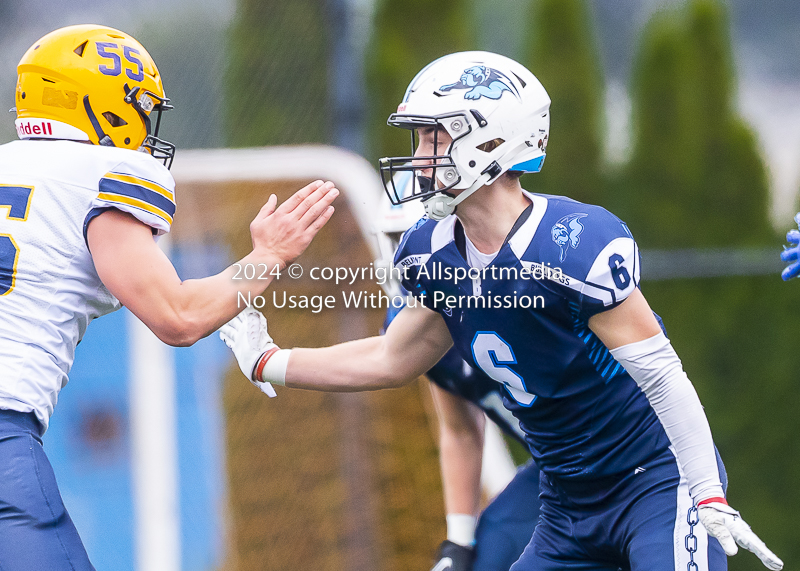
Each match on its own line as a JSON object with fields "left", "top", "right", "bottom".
{"left": 16, "top": 120, "right": 53, "bottom": 138}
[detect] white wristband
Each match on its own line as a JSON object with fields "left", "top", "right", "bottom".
{"left": 446, "top": 513, "right": 476, "bottom": 547}
{"left": 258, "top": 349, "right": 291, "bottom": 386}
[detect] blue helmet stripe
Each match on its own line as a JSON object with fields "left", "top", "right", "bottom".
{"left": 510, "top": 155, "right": 545, "bottom": 173}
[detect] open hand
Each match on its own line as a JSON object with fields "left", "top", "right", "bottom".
{"left": 250, "top": 180, "right": 338, "bottom": 269}
{"left": 698, "top": 502, "right": 783, "bottom": 570}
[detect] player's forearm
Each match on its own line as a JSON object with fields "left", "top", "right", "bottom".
{"left": 610, "top": 333, "right": 724, "bottom": 502}
{"left": 282, "top": 304, "right": 452, "bottom": 391}
{"left": 438, "top": 423, "right": 484, "bottom": 516}
{"left": 159, "top": 250, "right": 283, "bottom": 345}
{"left": 128, "top": 249, "right": 280, "bottom": 346}
{"left": 430, "top": 385, "right": 485, "bottom": 519}
{"left": 90, "top": 208, "right": 287, "bottom": 346}
{"left": 285, "top": 337, "right": 420, "bottom": 391}
{"left": 237, "top": 301, "right": 452, "bottom": 391}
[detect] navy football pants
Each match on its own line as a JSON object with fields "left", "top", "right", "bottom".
{"left": 474, "top": 460, "right": 542, "bottom": 571}
{"left": 510, "top": 450, "right": 727, "bottom": 571}
{"left": 0, "top": 410, "right": 95, "bottom": 571}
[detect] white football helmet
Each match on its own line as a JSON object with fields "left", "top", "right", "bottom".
{"left": 375, "top": 169, "right": 425, "bottom": 298}
{"left": 379, "top": 51, "right": 550, "bottom": 220}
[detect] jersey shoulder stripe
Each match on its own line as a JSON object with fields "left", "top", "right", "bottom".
{"left": 98, "top": 175, "right": 176, "bottom": 222}
{"left": 103, "top": 172, "right": 174, "bottom": 201}
{"left": 92, "top": 156, "right": 176, "bottom": 235}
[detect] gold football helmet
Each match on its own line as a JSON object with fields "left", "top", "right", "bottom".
{"left": 15, "top": 24, "right": 175, "bottom": 167}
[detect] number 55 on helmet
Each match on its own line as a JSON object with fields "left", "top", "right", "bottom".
{"left": 14, "top": 24, "right": 175, "bottom": 167}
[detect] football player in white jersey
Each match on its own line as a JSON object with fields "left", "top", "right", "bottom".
{"left": 221, "top": 52, "right": 782, "bottom": 570}
{"left": 0, "top": 25, "right": 337, "bottom": 569}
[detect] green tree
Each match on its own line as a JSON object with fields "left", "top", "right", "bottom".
{"left": 226, "top": 0, "right": 329, "bottom": 147}
{"left": 625, "top": 2, "right": 798, "bottom": 568}
{"left": 621, "top": 7, "right": 699, "bottom": 242}
{"left": 623, "top": 0, "right": 770, "bottom": 248}
{"left": 524, "top": 0, "right": 606, "bottom": 205}
{"left": 366, "top": 0, "right": 472, "bottom": 162}
{"left": 685, "top": 0, "right": 771, "bottom": 245}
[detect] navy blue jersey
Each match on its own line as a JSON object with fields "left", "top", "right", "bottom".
{"left": 395, "top": 192, "right": 671, "bottom": 484}
{"left": 384, "top": 296, "right": 528, "bottom": 446}
{"left": 428, "top": 348, "right": 528, "bottom": 447}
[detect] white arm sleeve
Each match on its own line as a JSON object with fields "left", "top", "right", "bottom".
{"left": 610, "top": 332, "right": 724, "bottom": 503}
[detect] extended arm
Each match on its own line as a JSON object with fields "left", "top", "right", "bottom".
{"left": 589, "top": 288, "right": 782, "bottom": 570}
{"left": 88, "top": 180, "right": 337, "bottom": 346}
{"left": 286, "top": 303, "right": 452, "bottom": 391}
{"left": 221, "top": 301, "right": 453, "bottom": 391}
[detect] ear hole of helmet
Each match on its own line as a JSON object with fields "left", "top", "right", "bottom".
{"left": 477, "top": 138, "right": 505, "bottom": 153}
{"left": 73, "top": 41, "right": 88, "bottom": 57}
{"left": 102, "top": 111, "right": 128, "bottom": 127}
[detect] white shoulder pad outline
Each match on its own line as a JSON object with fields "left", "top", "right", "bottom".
{"left": 518, "top": 236, "right": 639, "bottom": 307}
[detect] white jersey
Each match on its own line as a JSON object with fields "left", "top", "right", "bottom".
{"left": 0, "top": 140, "right": 175, "bottom": 431}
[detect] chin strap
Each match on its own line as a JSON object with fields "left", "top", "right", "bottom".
{"left": 422, "top": 171, "right": 492, "bottom": 220}
{"left": 422, "top": 159, "right": 504, "bottom": 220}
{"left": 82, "top": 95, "right": 114, "bottom": 147}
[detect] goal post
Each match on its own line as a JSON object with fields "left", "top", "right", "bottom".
{"left": 171, "top": 146, "right": 385, "bottom": 262}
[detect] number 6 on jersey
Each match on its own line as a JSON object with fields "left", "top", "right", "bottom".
{"left": 472, "top": 332, "right": 537, "bottom": 406}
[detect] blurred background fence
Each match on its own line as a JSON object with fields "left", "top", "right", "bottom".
{"left": 1, "top": 0, "right": 800, "bottom": 570}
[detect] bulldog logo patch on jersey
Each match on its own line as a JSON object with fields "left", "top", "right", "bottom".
{"left": 438, "top": 66, "right": 517, "bottom": 100}
{"left": 551, "top": 214, "right": 588, "bottom": 262}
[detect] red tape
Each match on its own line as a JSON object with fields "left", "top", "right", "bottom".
{"left": 254, "top": 347, "right": 280, "bottom": 382}
{"left": 697, "top": 497, "right": 728, "bottom": 507}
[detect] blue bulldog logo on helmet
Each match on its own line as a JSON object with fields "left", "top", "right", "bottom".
{"left": 439, "top": 66, "right": 517, "bottom": 100}
{"left": 551, "top": 214, "right": 588, "bottom": 262}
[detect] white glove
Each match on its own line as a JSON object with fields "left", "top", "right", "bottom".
{"left": 219, "top": 306, "right": 277, "bottom": 397}
{"left": 698, "top": 501, "right": 783, "bottom": 570}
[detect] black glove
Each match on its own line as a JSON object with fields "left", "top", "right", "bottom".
{"left": 430, "top": 540, "right": 475, "bottom": 571}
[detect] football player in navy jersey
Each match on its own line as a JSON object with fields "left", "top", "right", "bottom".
{"left": 375, "top": 187, "right": 541, "bottom": 571}
{"left": 222, "top": 51, "right": 782, "bottom": 570}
